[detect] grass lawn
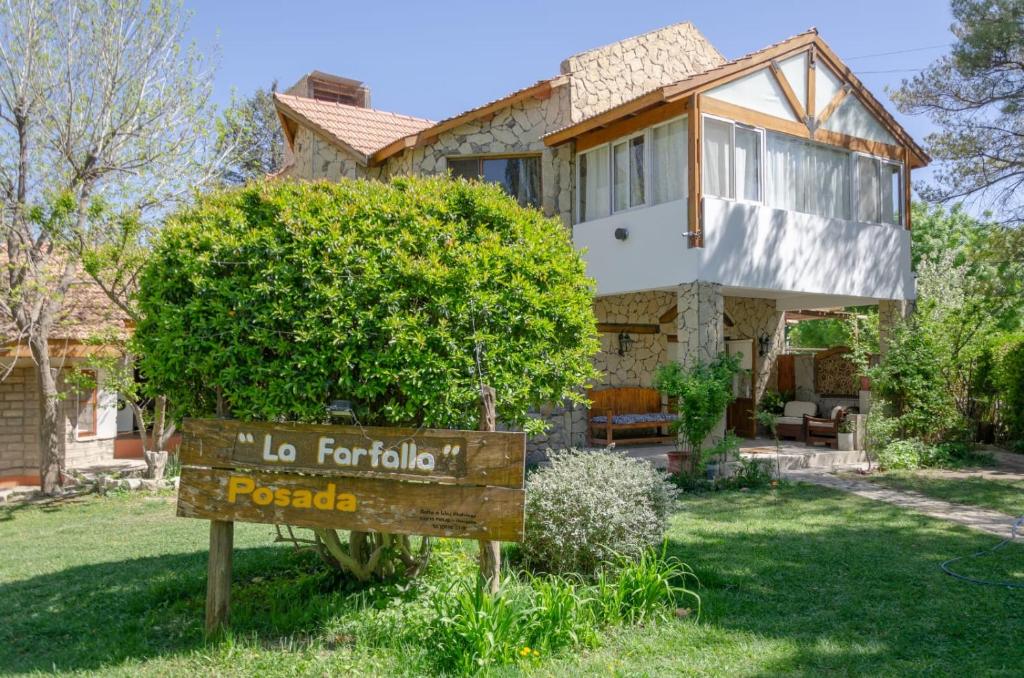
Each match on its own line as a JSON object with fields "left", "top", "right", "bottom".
{"left": 863, "top": 471, "right": 1024, "bottom": 517}
{"left": 1, "top": 484, "right": 1023, "bottom": 676}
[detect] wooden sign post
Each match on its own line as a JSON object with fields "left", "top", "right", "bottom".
{"left": 177, "top": 418, "right": 526, "bottom": 633}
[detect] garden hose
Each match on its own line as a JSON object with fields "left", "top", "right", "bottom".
{"left": 940, "top": 513, "right": 1024, "bottom": 589}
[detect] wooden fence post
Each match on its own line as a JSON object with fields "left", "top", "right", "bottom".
{"left": 478, "top": 384, "right": 501, "bottom": 593}
{"left": 205, "top": 519, "right": 234, "bottom": 634}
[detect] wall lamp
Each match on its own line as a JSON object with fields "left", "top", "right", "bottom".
{"left": 617, "top": 332, "right": 635, "bottom": 356}
{"left": 614, "top": 227, "right": 629, "bottom": 241}
{"left": 758, "top": 331, "right": 771, "bottom": 358}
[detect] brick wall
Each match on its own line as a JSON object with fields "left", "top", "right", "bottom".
{"left": 0, "top": 367, "right": 40, "bottom": 479}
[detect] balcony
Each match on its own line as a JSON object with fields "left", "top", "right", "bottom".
{"left": 572, "top": 197, "right": 914, "bottom": 302}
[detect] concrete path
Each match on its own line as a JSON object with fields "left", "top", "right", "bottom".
{"left": 787, "top": 470, "right": 1021, "bottom": 538}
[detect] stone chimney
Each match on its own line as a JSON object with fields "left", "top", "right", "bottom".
{"left": 285, "top": 71, "right": 371, "bottom": 108}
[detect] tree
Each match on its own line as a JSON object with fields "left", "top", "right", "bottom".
{"left": 214, "top": 82, "right": 285, "bottom": 185}
{"left": 893, "top": 0, "right": 1024, "bottom": 224}
{"left": 0, "top": 0, "right": 217, "bottom": 493}
{"left": 134, "top": 176, "right": 599, "bottom": 579}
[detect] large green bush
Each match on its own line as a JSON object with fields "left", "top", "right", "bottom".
{"left": 521, "top": 450, "right": 679, "bottom": 575}
{"left": 994, "top": 334, "right": 1024, "bottom": 442}
{"left": 653, "top": 353, "right": 742, "bottom": 456}
{"left": 135, "top": 177, "right": 598, "bottom": 429}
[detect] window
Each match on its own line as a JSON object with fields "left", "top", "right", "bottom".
{"left": 853, "top": 154, "right": 903, "bottom": 225}
{"left": 651, "top": 118, "right": 687, "bottom": 204}
{"left": 612, "top": 134, "right": 645, "bottom": 211}
{"left": 576, "top": 116, "right": 687, "bottom": 223}
{"left": 447, "top": 156, "right": 541, "bottom": 207}
{"left": 578, "top": 147, "right": 610, "bottom": 222}
{"left": 74, "top": 370, "right": 98, "bottom": 438}
{"left": 703, "top": 117, "right": 763, "bottom": 202}
{"left": 766, "top": 132, "right": 850, "bottom": 220}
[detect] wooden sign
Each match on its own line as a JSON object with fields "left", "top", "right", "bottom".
{"left": 177, "top": 418, "right": 526, "bottom": 541}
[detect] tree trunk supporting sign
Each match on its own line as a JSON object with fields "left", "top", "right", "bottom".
{"left": 205, "top": 519, "right": 234, "bottom": 634}
{"left": 477, "top": 384, "right": 501, "bottom": 594}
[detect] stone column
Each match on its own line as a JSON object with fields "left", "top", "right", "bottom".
{"left": 675, "top": 282, "right": 726, "bottom": 450}
{"left": 675, "top": 282, "right": 724, "bottom": 368}
{"left": 878, "top": 299, "right": 911, "bottom": 356}
{"left": 724, "top": 297, "right": 785, "bottom": 402}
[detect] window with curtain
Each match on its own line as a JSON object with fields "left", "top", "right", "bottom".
{"left": 578, "top": 147, "right": 610, "bottom": 222}
{"left": 651, "top": 118, "right": 687, "bottom": 204}
{"left": 447, "top": 156, "right": 542, "bottom": 208}
{"left": 766, "top": 132, "right": 852, "bottom": 220}
{"left": 612, "top": 134, "right": 645, "bottom": 211}
{"left": 703, "top": 117, "right": 732, "bottom": 198}
{"left": 855, "top": 154, "right": 881, "bottom": 223}
{"left": 735, "top": 126, "right": 761, "bottom": 202}
{"left": 73, "top": 370, "right": 98, "bottom": 438}
{"left": 880, "top": 162, "right": 902, "bottom": 225}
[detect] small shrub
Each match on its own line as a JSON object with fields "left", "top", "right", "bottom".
{"left": 593, "top": 548, "right": 700, "bottom": 626}
{"left": 876, "top": 439, "right": 990, "bottom": 470}
{"left": 877, "top": 439, "right": 930, "bottom": 470}
{"left": 523, "top": 449, "right": 679, "bottom": 575}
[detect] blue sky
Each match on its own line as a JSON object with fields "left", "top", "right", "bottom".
{"left": 185, "top": 0, "right": 956, "bottom": 181}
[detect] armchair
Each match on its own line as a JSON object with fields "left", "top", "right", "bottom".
{"left": 804, "top": 406, "right": 847, "bottom": 449}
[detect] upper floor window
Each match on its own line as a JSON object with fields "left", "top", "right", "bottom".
{"left": 765, "top": 132, "right": 851, "bottom": 221}
{"left": 577, "top": 116, "right": 688, "bottom": 223}
{"left": 448, "top": 155, "right": 541, "bottom": 208}
{"left": 703, "top": 117, "right": 763, "bottom": 203}
{"left": 855, "top": 154, "right": 903, "bottom": 226}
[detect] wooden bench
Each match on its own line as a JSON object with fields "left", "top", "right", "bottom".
{"left": 587, "top": 387, "right": 677, "bottom": 446}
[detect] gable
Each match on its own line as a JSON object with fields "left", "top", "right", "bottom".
{"left": 778, "top": 52, "right": 807, "bottom": 111}
{"left": 821, "top": 94, "right": 896, "bottom": 144}
{"left": 705, "top": 67, "right": 799, "bottom": 122}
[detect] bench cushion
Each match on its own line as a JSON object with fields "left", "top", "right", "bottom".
{"left": 774, "top": 416, "right": 805, "bottom": 426}
{"left": 591, "top": 412, "right": 678, "bottom": 425}
{"left": 783, "top": 400, "right": 817, "bottom": 418}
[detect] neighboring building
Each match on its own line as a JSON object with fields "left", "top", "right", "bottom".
{"left": 0, "top": 278, "right": 132, "bottom": 487}
{"left": 272, "top": 23, "right": 928, "bottom": 454}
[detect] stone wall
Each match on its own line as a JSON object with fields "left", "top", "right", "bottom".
{"left": 724, "top": 296, "right": 785, "bottom": 401}
{"left": 878, "top": 299, "right": 911, "bottom": 355}
{"left": 283, "top": 125, "right": 377, "bottom": 182}
{"left": 0, "top": 367, "right": 39, "bottom": 480}
{"left": 675, "top": 282, "right": 724, "bottom": 368}
{"left": 592, "top": 291, "right": 675, "bottom": 387}
{"left": 382, "top": 87, "right": 575, "bottom": 227}
{"left": 560, "top": 22, "right": 725, "bottom": 121}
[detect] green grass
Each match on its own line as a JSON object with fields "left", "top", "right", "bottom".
{"left": 864, "top": 471, "right": 1024, "bottom": 517}
{"left": 2, "top": 484, "right": 1023, "bottom": 676}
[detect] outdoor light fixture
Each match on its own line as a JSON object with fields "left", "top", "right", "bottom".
{"left": 614, "top": 227, "right": 629, "bottom": 241}
{"left": 758, "top": 331, "right": 771, "bottom": 357}
{"left": 327, "top": 399, "right": 355, "bottom": 422}
{"left": 617, "top": 332, "right": 635, "bottom": 356}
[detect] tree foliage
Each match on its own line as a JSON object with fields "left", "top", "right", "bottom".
{"left": 135, "top": 177, "right": 599, "bottom": 431}
{"left": 894, "top": 0, "right": 1024, "bottom": 223}
{"left": 214, "top": 82, "right": 285, "bottom": 185}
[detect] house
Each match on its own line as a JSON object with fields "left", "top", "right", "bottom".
{"left": 0, "top": 278, "right": 134, "bottom": 488}
{"left": 271, "top": 22, "right": 927, "bottom": 453}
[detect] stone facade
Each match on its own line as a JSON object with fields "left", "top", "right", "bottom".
{"left": 675, "top": 282, "right": 724, "bottom": 368}
{"left": 559, "top": 22, "right": 725, "bottom": 121}
{"left": 283, "top": 125, "right": 376, "bottom": 182}
{"left": 382, "top": 88, "right": 575, "bottom": 227}
{"left": 723, "top": 296, "right": 785, "bottom": 401}
{"left": 878, "top": 299, "right": 911, "bottom": 355}
{"left": 593, "top": 291, "right": 675, "bottom": 388}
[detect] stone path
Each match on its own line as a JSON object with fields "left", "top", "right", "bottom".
{"left": 786, "top": 469, "right": 1021, "bottom": 538}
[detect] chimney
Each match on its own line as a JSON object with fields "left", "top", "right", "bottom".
{"left": 285, "top": 71, "right": 371, "bottom": 108}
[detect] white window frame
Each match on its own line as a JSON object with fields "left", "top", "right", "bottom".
{"left": 701, "top": 114, "right": 765, "bottom": 205}
{"left": 851, "top": 152, "right": 904, "bottom": 227}
{"left": 573, "top": 115, "right": 692, "bottom": 224}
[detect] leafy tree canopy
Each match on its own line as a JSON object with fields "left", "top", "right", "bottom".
{"left": 135, "top": 177, "right": 599, "bottom": 431}
{"left": 894, "top": 0, "right": 1024, "bottom": 224}
{"left": 214, "top": 82, "right": 285, "bottom": 185}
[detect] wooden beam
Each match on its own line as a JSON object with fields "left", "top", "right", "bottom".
{"left": 596, "top": 323, "right": 660, "bottom": 334}
{"left": 701, "top": 97, "right": 809, "bottom": 139}
{"left": 205, "top": 520, "right": 233, "bottom": 635}
{"left": 769, "top": 60, "right": 806, "bottom": 122}
{"left": 904, "top": 146, "right": 913, "bottom": 230}
{"left": 687, "top": 94, "right": 702, "bottom": 248}
{"left": 816, "top": 85, "right": 850, "bottom": 128}
{"left": 806, "top": 47, "right": 817, "bottom": 120}
{"left": 701, "top": 97, "right": 909, "bottom": 162}
{"left": 575, "top": 98, "right": 688, "bottom": 153}
{"left": 544, "top": 90, "right": 668, "bottom": 147}
{"left": 658, "top": 305, "right": 678, "bottom": 324}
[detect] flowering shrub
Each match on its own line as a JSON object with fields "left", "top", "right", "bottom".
{"left": 521, "top": 449, "right": 679, "bottom": 575}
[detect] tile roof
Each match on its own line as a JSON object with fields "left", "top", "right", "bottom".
{"left": 274, "top": 93, "right": 435, "bottom": 158}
